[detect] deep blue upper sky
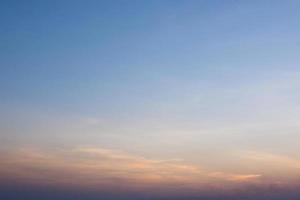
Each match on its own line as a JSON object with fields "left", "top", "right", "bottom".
{"left": 1, "top": 0, "right": 300, "bottom": 115}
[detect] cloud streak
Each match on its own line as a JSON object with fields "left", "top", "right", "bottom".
{"left": 0, "top": 146, "right": 261, "bottom": 192}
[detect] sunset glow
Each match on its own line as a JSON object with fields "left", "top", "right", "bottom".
{"left": 1, "top": 1, "right": 300, "bottom": 199}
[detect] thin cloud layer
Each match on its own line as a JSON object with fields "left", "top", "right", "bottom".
{"left": 0, "top": 147, "right": 261, "bottom": 192}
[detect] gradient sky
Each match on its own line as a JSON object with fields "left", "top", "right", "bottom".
{"left": 1, "top": 0, "right": 300, "bottom": 199}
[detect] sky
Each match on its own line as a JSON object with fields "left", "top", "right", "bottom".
{"left": 1, "top": 0, "right": 300, "bottom": 199}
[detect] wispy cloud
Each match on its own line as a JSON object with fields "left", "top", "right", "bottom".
{"left": 208, "top": 172, "right": 261, "bottom": 182}
{"left": 236, "top": 150, "right": 300, "bottom": 185}
{"left": 0, "top": 147, "right": 261, "bottom": 191}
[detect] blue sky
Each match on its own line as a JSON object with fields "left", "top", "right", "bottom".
{"left": 1, "top": 1, "right": 300, "bottom": 199}
{"left": 1, "top": 0, "right": 300, "bottom": 114}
